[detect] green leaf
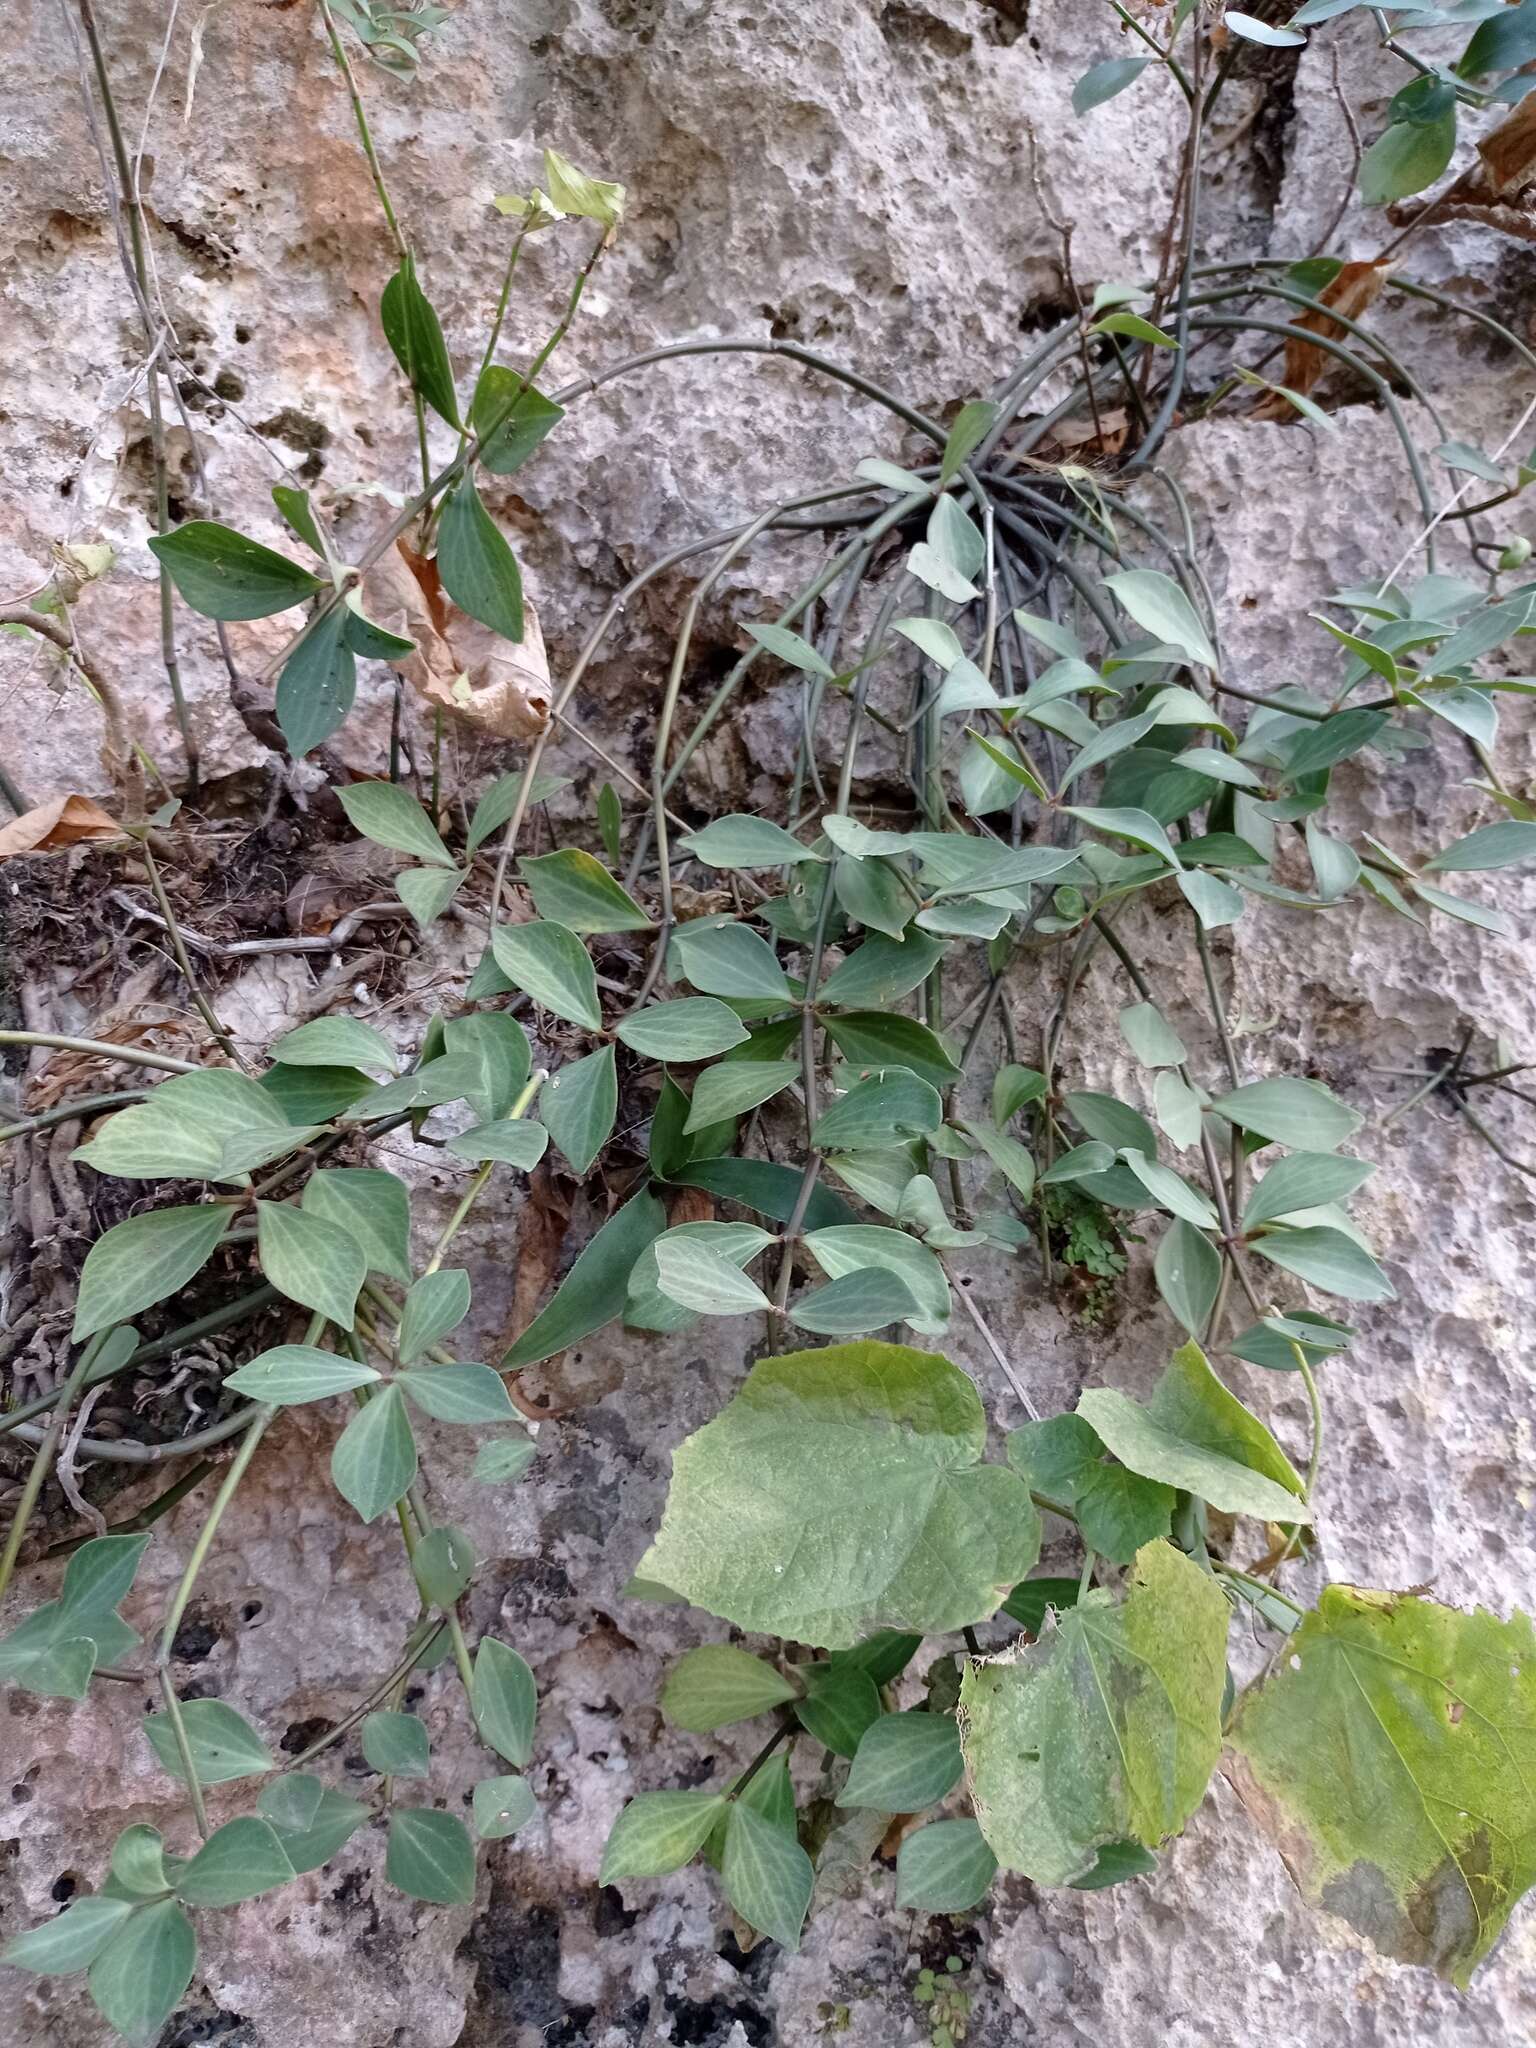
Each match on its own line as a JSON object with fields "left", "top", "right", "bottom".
{"left": 1360, "top": 102, "right": 1457, "bottom": 206}
{"left": 72, "top": 1206, "right": 232, "bottom": 1342}
{"left": 542, "top": 145, "right": 625, "bottom": 223}
{"left": 1119, "top": 1150, "right": 1220, "bottom": 1229}
{"left": 669, "top": 1158, "right": 853, "bottom": 1228}
{"left": 437, "top": 475, "right": 523, "bottom": 641}
{"left": 519, "top": 849, "right": 650, "bottom": 932}
{"left": 2, "top": 1894, "right": 136, "bottom": 1975}
{"left": 1229, "top": 1310, "right": 1352, "bottom": 1373}
{"left": 722, "top": 1801, "right": 813, "bottom": 1951}
{"left": 385, "top": 1809, "right": 476, "bottom": 1905}
{"left": 824, "top": 1013, "right": 962, "bottom": 1091}
{"left": 1091, "top": 311, "right": 1178, "bottom": 347}
{"left": 788, "top": 1267, "right": 919, "bottom": 1335}
{"left": 961, "top": 1542, "right": 1227, "bottom": 1883}
{"left": 839, "top": 1711, "right": 962, "bottom": 1811}
{"left": 413, "top": 1524, "right": 475, "bottom": 1607}
{"left": 1063, "top": 804, "right": 1182, "bottom": 869}
{"left": 465, "top": 767, "right": 571, "bottom": 854}
{"left": 1104, "top": 568, "right": 1217, "bottom": 669}
{"left": 335, "top": 780, "right": 455, "bottom": 866}
{"left": 444, "top": 1012, "right": 532, "bottom": 1120}
{"left": 175, "top": 1817, "right": 295, "bottom": 1907}
{"left": 1119, "top": 1002, "right": 1187, "bottom": 1068}
{"left": 817, "top": 931, "right": 947, "bottom": 1009}
{"left": 959, "top": 1120, "right": 1036, "bottom": 1203}
{"left": 1063, "top": 1091, "right": 1158, "bottom": 1158}
{"left": 272, "top": 484, "right": 325, "bottom": 556}
{"left": 895, "top": 1819, "right": 997, "bottom": 1910}
{"left": 342, "top": 597, "right": 415, "bottom": 661}
{"left": 1002, "top": 1577, "right": 1081, "bottom": 1632}
{"left": 1007, "top": 1418, "right": 1173, "bottom": 1565}
{"left": 73, "top": 1068, "right": 299, "bottom": 1184}
{"left": 398, "top": 1362, "right": 516, "bottom": 1425}
{"left": 811, "top": 1070, "right": 942, "bottom": 1151}
{"left": 600, "top": 1792, "right": 728, "bottom": 1883}
{"left": 255, "top": 1778, "right": 368, "bottom": 1874}
{"left": 470, "top": 365, "right": 563, "bottom": 473}
{"left": 672, "top": 921, "right": 792, "bottom": 1002}
{"left": 397, "top": 1267, "right": 471, "bottom": 1364}
{"left": 380, "top": 255, "right": 460, "bottom": 425}
{"left": 745, "top": 621, "right": 836, "bottom": 677}
{"left": 472, "top": 1433, "right": 537, "bottom": 1483}
{"left": 804, "top": 1224, "right": 951, "bottom": 1335}
{"left": 224, "top": 1343, "right": 380, "bottom": 1403}
{"left": 1153, "top": 1218, "right": 1221, "bottom": 1338}
{"left": 542, "top": 1044, "right": 618, "bottom": 1175}
{"left": 301, "top": 1167, "right": 413, "bottom": 1283}
{"left": 87, "top": 1900, "right": 196, "bottom": 2046}
{"left": 1223, "top": 8, "right": 1305, "bottom": 43}
{"left": 1227, "top": 1585, "right": 1536, "bottom": 1985}
{"left": 1070, "top": 1839, "right": 1159, "bottom": 1889}
{"left": 257, "top": 1201, "right": 365, "bottom": 1328}
{"left": 331, "top": 1384, "right": 418, "bottom": 1522}
{"left": 142, "top": 1699, "right": 272, "bottom": 1786}
{"left": 1072, "top": 55, "right": 1151, "bottom": 114}
{"left": 1424, "top": 819, "right": 1536, "bottom": 872}
{"left": 1209, "top": 1076, "right": 1361, "bottom": 1151}
{"left": 260, "top": 1063, "right": 375, "bottom": 1124}
{"left": 397, "top": 866, "right": 465, "bottom": 929}
{"left": 362, "top": 1711, "right": 431, "bottom": 1778}
{"left": 276, "top": 606, "right": 356, "bottom": 757}
{"left": 635, "top": 1340, "right": 1041, "bottom": 1649}
{"left": 939, "top": 400, "right": 998, "bottom": 484}
{"left": 794, "top": 1659, "right": 882, "bottom": 1756}
{"left": 490, "top": 919, "right": 602, "bottom": 1030}
{"left": 683, "top": 1058, "right": 798, "bottom": 1134}
{"left": 677, "top": 815, "right": 822, "bottom": 869}
{"left": 472, "top": 1636, "right": 537, "bottom": 1766}
{"left": 503, "top": 1186, "right": 666, "bottom": 1368}
{"left": 661, "top": 1644, "right": 799, "bottom": 1732}
{"left": 654, "top": 1236, "right": 772, "bottom": 1316}
{"left": 473, "top": 1773, "right": 537, "bottom": 1840}
{"left": 1242, "top": 1151, "right": 1374, "bottom": 1228}
{"left": 446, "top": 1121, "right": 546, "bottom": 1178}
{"left": 59, "top": 1532, "right": 151, "bottom": 1621}
{"left": 616, "top": 998, "right": 750, "bottom": 1062}
{"left": 1077, "top": 1341, "right": 1310, "bottom": 1522}
{"left": 148, "top": 521, "right": 320, "bottom": 621}
{"left": 1250, "top": 1224, "right": 1395, "bottom": 1301}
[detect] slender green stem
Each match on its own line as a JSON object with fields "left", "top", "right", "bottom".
{"left": 0, "top": 1029, "right": 200, "bottom": 1075}
{"left": 0, "top": 1333, "right": 108, "bottom": 1605}
{"left": 423, "top": 1070, "right": 544, "bottom": 1272}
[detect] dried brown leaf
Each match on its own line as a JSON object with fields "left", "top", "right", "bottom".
{"left": 366, "top": 540, "right": 552, "bottom": 741}
{"left": 0, "top": 794, "right": 120, "bottom": 859}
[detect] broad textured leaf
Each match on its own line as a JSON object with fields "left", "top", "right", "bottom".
{"left": 473, "top": 1637, "right": 537, "bottom": 1767}
{"left": 683, "top": 1058, "right": 798, "bottom": 1133}
{"left": 397, "top": 1267, "right": 471, "bottom": 1364}
{"left": 473, "top": 1773, "right": 537, "bottom": 1840}
{"left": 678, "top": 815, "right": 821, "bottom": 869}
{"left": 73, "top": 1206, "right": 232, "bottom": 1342}
{"left": 722, "top": 1801, "right": 813, "bottom": 1951}
{"left": 793, "top": 1660, "right": 882, "bottom": 1756}
{"left": 330, "top": 1384, "right": 418, "bottom": 1522}
{"left": 661, "top": 1644, "right": 799, "bottom": 1732}
{"left": 788, "top": 1267, "right": 919, "bottom": 1335}
{"left": 1226, "top": 1586, "right": 1536, "bottom": 1985}
{"left": 960, "top": 1119, "right": 1036, "bottom": 1202}
{"left": 490, "top": 919, "right": 601, "bottom": 1030}
{"left": 655, "top": 1237, "right": 772, "bottom": 1316}
{"left": 961, "top": 1542, "right": 1227, "bottom": 1884}
{"left": 73, "top": 1068, "right": 295, "bottom": 1184}
{"left": 142, "top": 1699, "right": 272, "bottom": 1786}
{"left": 1003, "top": 1577, "right": 1082, "bottom": 1632}
{"left": 1064, "top": 1090, "right": 1158, "bottom": 1157}
{"left": 542, "top": 1044, "right": 618, "bottom": 1175}
{"left": 443, "top": 1012, "right": 532, "bottom": 1121}
{"left": 615, "top": 998, "right": 750, "bottom": 1062}
{"left": 437, "top": 475, "right": 523, "bottom": 641}
{"left": 335, "top": 781, "right": 455, "bottom": 866}
{"left": 362, "top": 1711, "right": 431, "bottom": 1778}
{"left": 895, "top": 1818, "right": 997, "bottom": 1910}
{"left": 519, "top": 849, "right": 650, "bottom": 932}
{"left": 1007, "top": 1416, "right": 1173, "bottom": 1565}
{"left": 672, "top": 921, "right": 792, "bottom": 1002}
{"left": 812, "top": 1070, "right": 942, "bottom": 1151}
{"left": 257, "top": 1201, "right": 365, "bottom": 1328}
{"left": 636, "top": 1340, "right": 1041, "bottom": 1649}
{"left": 412, "top": 1524, "right": 475, "bottom": 1606}
{"left": 301, "top": 1167, "right": 413, "bottom": 1282}
{"left": 1250, "top": 1224, "right": 1395, "bottom": 1301}
{"left": 380, "top": 255, "right": 460, "bottom": 425}
{"left": 503, "top": 1186, "right": 666, "bottom": 1368}
{"left": 256, "top": 1780, "right": 368, "bottom": 1875}
{"left": 1210, "top": 1077, "right": 1361, "bottom": 1150}
{"left": 1077, "top": 1341, "right": 1310, "bottom": 1522}
{"left": 1120, "top": 1150, "right": 1220, "bottom": 1229}
{"left": 87, "top": 1900, "right": 196, "bottom": 2047}
{"left": 148, "top": 521, "right": 319, "bottom": 620}
{"left": 175, "top": 1817, "right": 295, "bottom": 1907}
{"left": 385, "top": 1809, "right": 476, "bottom": 1905}
{"left": 446, "top": 1119, "right": 548, "bottom": 1169}
{"left": 600, "top": 1792, "right": 728, "bottom": 1882}
{"left": 669, "top": 1158, "right": 853, "bottom": 1227}
{"left": 398, "top": 1362, "right": 517, "bottom": 1424}
{"left": 816, "top": 931, "right": 946, "bottom": 1008}
{"left": 224, "top": 1343, "right": 380, "bottom": 1403}
{"left": 839, "top": 1711, "right": 962, "bottom": 1811}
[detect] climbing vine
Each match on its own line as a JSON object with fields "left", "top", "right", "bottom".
{"left": 4, "top": 1, "right": 1536, "bottom": 2038}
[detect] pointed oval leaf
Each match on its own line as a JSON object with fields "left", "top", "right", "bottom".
{"left": 256, "top": 1201, "right": 365, "bottom": 1329}
{"left": 437, "top": 475, "right": 523, "bottom": 642}
{"left": 398, "top": 1362, "right": 517, "bottom": 1425}
{"left": 615, "top": 998, "right": 751, "bottom": 1062}
{"left": 839, "top": 1710, "right": 962, "bottom": 1811}
{"left": 519, "top": 849, "right": 650, "bottom": 932}
{"left": 895, "top": 1818, "right": 997, "bottom": 1910}
{"left": 73, "top": 1206, "right": 232, "bottom": 1342}
{"left": 87, "top": 1900, "right": 197, "bottom": 2046}
{"left": 385, "top": 1808, "right": 476, "bottom": 1905}
{"left": 722, "top": 1800, "right": 813, "bottom": 1951}
{"left": 473, "top": 1773, "right": 537, "bottom": 1841}
{"left": 541, "top": 1044, "right": 618, "bottom": 1176}
{"left": 361, "top": 1711, "right": 431, "bottom": 1778}
{"left": 148, "top": 521, "right": 320, "bottom": 620}
{"left": 600, "top": 1791, "right": 729, "bottom": 1883}
{"left": 489, "top": 919, "right": 601, "bottom": 1031}
{"left": 397, "top": 1267, "right": 471, "bottom": 1365}
{"left": 330, "top": 1384, "right": 418, "bottom": 1522}
{"left": 142, "top": 1699, "right": 272, "bottom": 1786}
{"left": 224, "top": 1344, "right": 381, "bottom": 1404}
{"left": 301, "top": 1167, "right": 413, "bottom": 1283}
{"left": 661, "top": 1644, "right": 799, "bottom": 1732}
{"left": 335, "top": 781, "right": 455, "bottom": 866}
{"left": 175, "top": 1816, "right": 295, "bottom": 1907}
{"left": 472, "top": 1637, "right": 537, "bottom": 1767}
